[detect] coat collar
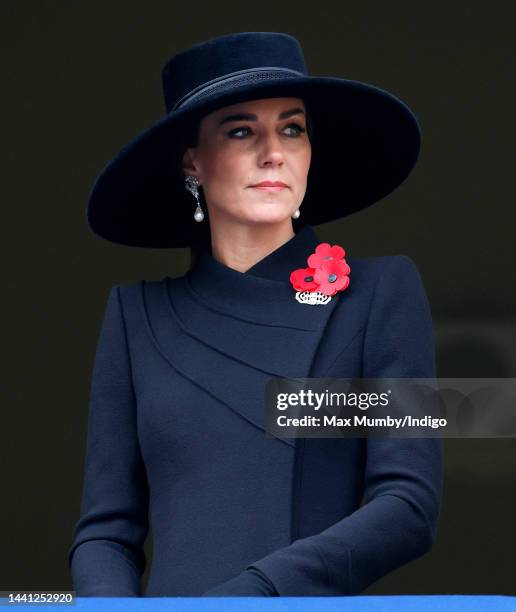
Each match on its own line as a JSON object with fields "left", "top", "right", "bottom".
{"left": 139, "top": 224, "right": 344, "bottom": 442}
{"left": 184, "top": 224, "right": 333, "bottom": 330}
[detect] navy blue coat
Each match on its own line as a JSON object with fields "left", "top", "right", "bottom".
{"left": 68, "top": 224, "right": 443, "bottom": 597}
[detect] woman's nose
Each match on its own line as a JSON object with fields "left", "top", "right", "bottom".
{"left": 258, "top": 133, "right": 285, "bottom": 166}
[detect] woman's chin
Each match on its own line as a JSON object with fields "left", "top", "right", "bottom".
{"left": 241, "top": 199, "right": 295, "bottom": 222}
{"left": 242, "top": 209, "right": 294, "bottom": 225}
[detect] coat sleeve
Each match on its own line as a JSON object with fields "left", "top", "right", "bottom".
{"left": 247, "top": 255, "right": 444, "bottom": 596}
{"left": 68, "top": 285, "right": 150, "bottom": 596}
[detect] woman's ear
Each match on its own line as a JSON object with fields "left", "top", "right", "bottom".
{"left": 181, "top": 148, "right": 199, "bottom": 179}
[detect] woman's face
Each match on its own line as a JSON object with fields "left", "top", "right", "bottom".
{"left": 182, "top": 97, "right": 311, "bottom": 227}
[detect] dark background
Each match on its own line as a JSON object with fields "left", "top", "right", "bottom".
{"left": 2, "top": 1, "right": 515, "bottom": 596}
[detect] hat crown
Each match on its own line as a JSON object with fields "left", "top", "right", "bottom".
{"left": 161, "top": 32, "right": 308, "bottom": 113}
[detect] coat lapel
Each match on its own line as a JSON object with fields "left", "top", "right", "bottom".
{"left": 139, "top": 225, "right": 345, "bottom": 445}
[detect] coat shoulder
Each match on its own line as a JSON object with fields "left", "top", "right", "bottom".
{"left": 346, "top": 253, "right": 419, "bottom": 274}
{"left": 346, "top": 254, "right": 425, "bottom": 295}
{"left": 327, "top": 254, "right": 429, "bottom": 341}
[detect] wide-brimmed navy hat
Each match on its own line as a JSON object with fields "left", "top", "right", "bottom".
{"left": 87, "top": 31, "right": 421, "bottom": 248}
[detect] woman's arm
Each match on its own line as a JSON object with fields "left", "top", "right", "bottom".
{"left": 230, "top": 255, "right": 444, "bottom": 596}
{"left": 68, "top": 286, "right": 150, "bottom": 596}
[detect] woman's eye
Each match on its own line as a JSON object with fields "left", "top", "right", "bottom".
{"left": 228, "top": 127, "right": 252, "bottom": 138}
{"left": 227, "top": 123, "right": 306, "bottom": 139}
{"left": 283, "top": 123, "right": 306, "bottom": 137}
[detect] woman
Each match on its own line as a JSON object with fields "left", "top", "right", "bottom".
{"left": 68, "top": 32, "right": 443, "bottom": 597}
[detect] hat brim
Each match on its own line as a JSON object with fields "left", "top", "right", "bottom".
{"left": 87, "top": 76, "right": 421, "bottom": 248}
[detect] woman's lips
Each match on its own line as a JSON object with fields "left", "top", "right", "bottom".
{"left": 249, "top": 181, "right": 288, "bottom": 191}
{"left": 251, "top": 185, "right": 286, "bottom": 191}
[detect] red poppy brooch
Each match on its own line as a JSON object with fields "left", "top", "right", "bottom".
{"left": 289, "top": 242, "right": 350, "bottom": 305}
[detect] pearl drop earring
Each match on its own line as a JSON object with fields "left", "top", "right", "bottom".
{"left": 292, "top": 208, "right": 300, "bottom": 219}
{"left": 185, "top": 175, "right": 204, "bottom": 222}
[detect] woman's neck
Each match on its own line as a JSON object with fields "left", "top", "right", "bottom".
{"left": 209, "top": 221, "right": 296, "bottom": 274}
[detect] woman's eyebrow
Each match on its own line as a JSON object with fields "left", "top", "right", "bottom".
{"left": 218, "top": 107, "right": 305, "bottom": 125}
